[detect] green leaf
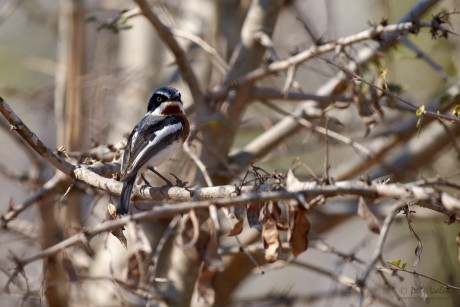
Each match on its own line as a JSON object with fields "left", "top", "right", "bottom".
{"left": 415, "top": 105, "right": 426, "bottom": 117}
{"left": 452, "top": 105, "right": 460, "bottom": 117}
{"left": 402, "top": 262, "right": 407, "bottom": 270}
{"left": 395, "top": 259, "right": 401, "bottom": 267}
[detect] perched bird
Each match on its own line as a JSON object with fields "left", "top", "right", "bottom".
{"left": 117, "top": 86, "right": 190, "bottom": 215}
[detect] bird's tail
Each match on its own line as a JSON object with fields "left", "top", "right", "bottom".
{"left": 117, "top": 175, "right": 136, "bottom": 215}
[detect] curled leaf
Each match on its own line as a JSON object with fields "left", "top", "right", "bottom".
{"left": 228, "top": 205, "right": 246, "bottom": 236}
{"left": 227, "top": 220, "right": 244, "bottom": 236}
{"left": 262, "top": 210, "right": 281, "bottom": 263}
{"left": 289, "top": 210, "right": 310, "bottom": 257}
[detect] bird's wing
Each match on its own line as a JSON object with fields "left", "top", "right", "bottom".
{"left": 120, "top": 114, "right": 184, "bottom": 181}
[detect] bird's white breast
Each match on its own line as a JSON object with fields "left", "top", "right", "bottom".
{"left": 131, "top": 123, "right": 183, "bottom": 170}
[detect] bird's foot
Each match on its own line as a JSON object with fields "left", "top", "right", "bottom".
{"left": 170, "top": 173, "right": 188, "bottom": 188}
{"left": 140, "top": 173, "right": 153, "bottom": 193}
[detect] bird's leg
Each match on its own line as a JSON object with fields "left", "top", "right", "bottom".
{"left": 169, "top": 173, "right": 188, "bottom": 188}
{"left": 147, "top": 166, "right": 173, "bottom": 186}
{"left": 140, "top": 173, "right": 153, "bottom": 193}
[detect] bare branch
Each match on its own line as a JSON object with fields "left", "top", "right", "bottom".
{"left": 228, "top": 0, "right": 443, "bottom": 170}
{"left": 211, "top": 19, "right": 445, "bottom": 98}
{"left": 358, "top": 201, "right": 408, "bottom": 306}
{"left": 0, "top": 96, "right": 75, "bottom": 176}
{"left": 132, "top": 0, "right": 203, "bottom": 103}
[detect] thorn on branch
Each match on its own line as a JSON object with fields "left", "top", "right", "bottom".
{"left": 430, "top": 10, "right": 459, "bottom": 39}
{"left": 5, "top": 251, "right": 26, "bottom": 293}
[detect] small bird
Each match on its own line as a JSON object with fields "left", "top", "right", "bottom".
{"left": 117, "top": 86, "right": 190, "bottom": 215}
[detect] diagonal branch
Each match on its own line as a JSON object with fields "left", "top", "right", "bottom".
{"left": 132, "top": 0, "right": 203, "bottom": 103}
{"left": 0, "top": 96, "right": 75, "bottom": 176}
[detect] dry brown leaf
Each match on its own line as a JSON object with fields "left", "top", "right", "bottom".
{"left": 107, "top": 203, "right": 127, "bottom": 248}
{"left": 262, "top": 209, "right": 281, "bottom": 263}
{"left": 227, "top": 219, "right": 244, "bottom": 236}
{"left": 331, "top": 79, "right": 348, "bottom": 96}
{"left": 357, "top": 197, "right": 381, "bottom": 234}
{"left": 289, "top": 210, "right": 310, "bottom": 257}
{"left": 228, "top": 205, "right": 246, "bottom": 236}
{"left": 196, "top": 266, "right": 216, "bottom": 305}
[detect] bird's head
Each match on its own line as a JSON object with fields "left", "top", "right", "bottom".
{"left": 147, "top": 86, "right": 183, "bottom": 114}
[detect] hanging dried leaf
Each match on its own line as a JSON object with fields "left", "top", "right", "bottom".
{"left": 262, "top": 209, "right": 281, "bottom": 263}
{"left": 228, "top": 205, "right": 246, "bottom": 236}
{"left": 289, "top": 210, "right": 310, "bottom": 257}
{"left": 107, "top": 203, "right": 127, "bottom": 249}
{"left": 247, "top": 202, "right": 263, "bottom": 231}
{"left": 125, "top": 221, "right": 152, "bottom": 286}
{"left": 331, "top": 79, "right": 348, "bottom": 96}
{"left": 357, "top": 197, "right": 381, "bottom": 234}
{"left": 196, "top": 266, "right": 216, "bottom": 306}
{"left": 233, "top": 204, "right": 247, "bottom": 222}
{"left": 227, "top": 220, "right": 244, "bottom": 236}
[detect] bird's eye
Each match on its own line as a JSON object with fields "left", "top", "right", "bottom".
{"left": 156, "top": 96, "right": 163, "bottom": 102}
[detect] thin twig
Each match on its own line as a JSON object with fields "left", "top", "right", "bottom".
{"left": 1, "top": 172, "right": 67, "bottom": 226}
{"left": 379, "top": 266, "right": 460, "bottom": 291}
{"left": 261, "top": 100, "right": 374, "bottom": 160}
{"left": 183, "top": 140, "right": 213, "bottom": 187}
{"left": 358, "top": 201, "right": 408, "bottom": 306}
